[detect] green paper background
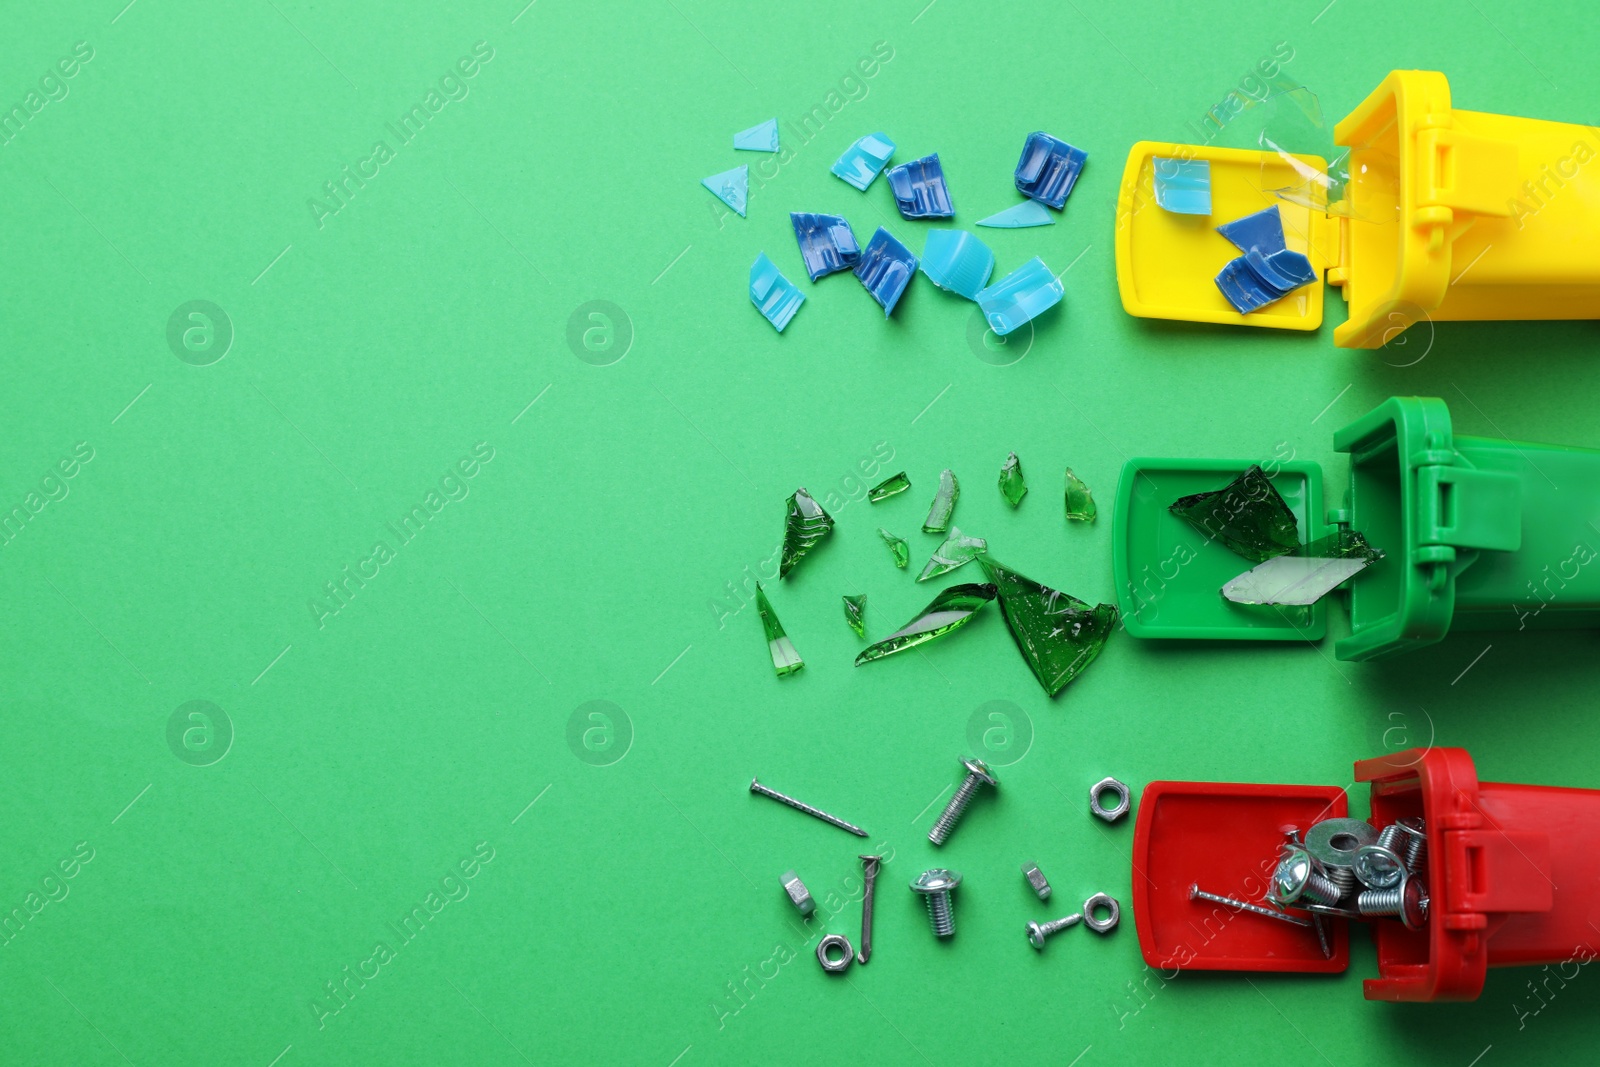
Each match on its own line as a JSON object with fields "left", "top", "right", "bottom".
{"left": 4, "top": 0, "right": 1599, "bottom": 1063}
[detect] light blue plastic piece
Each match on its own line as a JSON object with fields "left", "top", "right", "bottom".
{"left": 975, "top": 257, "right": 1063, "bottom": 336}
{"left": 734, "top": 119, "right": 780, "bottom": 152}
{"left": 702, "top": 165, "right": 749, "bottom": 217}
{"left": 1217, "top": 205, "right": 1286, "bottom": 254}
{"left": 1153, "top": 158, "right": 1211, "bottom": 215}
{"left": 975, "top": 201, "right": 1055, "bottom": 229}
{"left": 750, "top": 253, "right": 804, "bottom": 332}
{"left": 854, "top": 227, "right": 917, "bottom": 317}
{"left": 919, "top": 230, "right": 994, "bottom": 301}
{"left": 831, "top": 132, "right": 896, "bottom": 191}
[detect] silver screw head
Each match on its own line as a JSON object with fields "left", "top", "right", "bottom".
{"left": 961, "top": 757, "right": 998, "bottom": 787}
{"left": 1026, "top": 921, "right": 1049, "bottom": 950}
{"left": 1270, "top": 849, "right": 1314, "bottom": 905}
{"left": 911, "top": 868, "right": 962, "bottom": 894}
{"left": 1399, "top": 876, "right": 1429, "bottom": 931}
{"left": 1354, "top": 843, "right": 1405, "bottom": 889}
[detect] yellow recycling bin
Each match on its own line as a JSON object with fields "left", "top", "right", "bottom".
{"left": 1115, "top": 70, "right": 1600, "bottom": 348}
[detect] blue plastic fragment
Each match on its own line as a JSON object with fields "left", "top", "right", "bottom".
{"left": 1014, "top": 132, "right": 1087, "bottom": 210}
{"left": 831, "top": 132, "right": 896, "bottom": 191}
{"left": 790, "top": 213, "right": 861, "bottom": 281}
{"left": 1214, "top": 258, "right": 1279, "bottom": 314}
{"left": 1153, "top": 157, "right": 1211, "bottom": 215}
{"left": 885, "top": 153, "right": 954, "bottom": 219}
{"left": 750, "top": 253, "right": 805, "bottom": 332}
{"left": 734, "top": 119, "right": 780, "bottom": 152}
{"left": 1212, "top": 205, "right": 1316, "bottom": 314}
{"left": 919, "top": 230, "right": 994, "bottom": 301}
{"left": 702, "top": 165, "right": 749, "bottom": 217}
{"left": 854, "top": 227, "right": 918, "bottom": 317}
{"left": 975, "top": 201, "right": 1055, "bottom": 229}
{"left": 1217, "top": 205, "right": 1287, "bottom": 254}
{"left": 975, "top": 257, "right": 1063, "bottom": 336}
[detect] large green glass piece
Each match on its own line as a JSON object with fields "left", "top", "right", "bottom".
{"left": 879, "top": 527, "right": 910, "bottom": 569}
{"left": 755, "top": 582, "right": 804, "bottom": 676}
{"left": 979, "top": 558, "right": 1117, "bottom": 697}
{"left": 855, "top": 582, "right": 996, "bottom": 666}
{"left": 1064, "top": 467, "right": 1097, "bottom": 522}
{"left": 868, "top": 471, "right": 911, "bottom": 502}
{"left": 779, "top": 487, "right": 835, "bottom": 578}
{"left": 999, "top": 452, "right": 1028, "bottom": 507}
{"left": 1168, "top": 464, "right": 1298, "bottom": 563}
{"left": 922, "top": 469, "right": 959, "bottom": 533}
{"left": 1222, "top": 531, "right": 1382, "bottom": 606}
{"left": 842, "top": 594, "right": 867, "bottom": 637}
{"left": 917, "top": 526, "right": 987, "bottom": 582}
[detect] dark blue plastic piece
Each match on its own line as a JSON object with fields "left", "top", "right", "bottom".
{"left": 1214, "top": 257, "right": 1279, "bottom": 314}
{"left": 1013, "top": 132, "right": 1087, "bottom": 210}
{"left": 854, "top": 227, "right": 918, "bottom": 317}
{"left": 1216, "top": 205, "right": 1287, "bottom": 255}
{"left": 885, "top": 153, "right": 954, "bottom": 219}
{"left": 790, "top": 213, "right": 862, "bottom": 281}
{"left": 1211, "top": 203, "right": 1317, "bottom": 314}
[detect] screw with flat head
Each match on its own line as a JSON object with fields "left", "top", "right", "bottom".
{"left": 928, "top": 757, "right": 998, "bottom": 845}
{"left": 1357, "top": 874, "right": 1430, "bottom": 931}
{"left": 857, "top": 855, "right": 881, "bottom": 964}
{"left": 910, "top": 868, "right": 962, "bottom": 938}
{"left": 750, "top": 777, "right": 868, "bottom": 837}
{"left": 1026, "top": 912, "right": 1081, "bottom": 950}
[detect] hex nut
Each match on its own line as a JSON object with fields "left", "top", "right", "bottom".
{"left": 1082, "top": 892, "right": 1121, "bottom": 934}
{"left": 1090, "top": 777, "right": 1131, "bottom": 822}
{"left": 816, "top": 933, "right": 854, "bottom": 973}
{"left": 1022, "top": 861, "right": 1052, "bottom": 900}
{"left": 781, "top": 870, "right": 815, "bottom": 918}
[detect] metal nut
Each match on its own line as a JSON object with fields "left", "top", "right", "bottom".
{"left": 1021, "top": 861, "right": 1052, "bottom": 900}
{"left": 781, "top": 870, "right": 815, "bottom": 917}
{"left": 816, "top": 933, "right": 853, "bottom": 973}
{"left": 1082, "top": 892, "right": 1121, "bottom": 933}
{"left": 1090, "top": 777, "right": 1131, "bottom": 822}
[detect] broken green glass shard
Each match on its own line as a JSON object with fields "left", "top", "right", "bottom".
{"left": 918, "top": 527, "right": 988, "bottom": 582}
{"left": 999, "top": 452, "right": 1027, "bottom": 507}
{"left": 1169, "top": 465, "right": 1299, "bottom": 563}
{"left": 755, "top": 582, "right": 803, "bottom": 676}
{"left": 869, "top": 471, "right": 911, "bottom": 502}
{"left": 1064, "top": 468, "right": 1097, "bottom": 522}
{"left": 843, "top": 594, "right": 867, "bottom": 637}
{"left": 922, "top": 469, "right": 959, "bottom": 533}
{"left": 779, "top": 487, "right": 835, "bottom": 578}
{"left": 979, "top": 558, "right": 1116, "bottom": 698}
{"left": 1222, "top": 531, "right": 1382, "bottom": 606}
{"left": 855, "top": 582, "right": 997, "bottom": 666}
{"left": 879, "top": 527, "right": 910, "bottom": 569}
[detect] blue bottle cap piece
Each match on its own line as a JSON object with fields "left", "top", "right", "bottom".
{"left": 831, "top": 132, "right": 896, "bottom": 191}
{"left": 919, "top": 230, "right": 995, "bottom": 301}
{"left": 975, "top": 200, "right": 1055, "bottom": 229}
{"left": 702, "top": 165, "right": 749, "bottom": 217}
{"left": 1153, "top": 157, "right": 1212, "bottom": 215}
{"left": 734, "top": 118, "right": 780, "bottom": 152}
{"left": 1013, "top": 132, "right": 1087, "bottom": 210}
{"left": 1217, "top": 205, "right": 1287, "bottom": 254}
{"left": 790, "top": 212, "right": 862, "bottom": 281}
{"left": 854, "top": 227, "right": 918, "bottom": 317}
{"left": 750, "top": 253, "right": 805, "bottom": 332}
{"left": 975, "top": 256, "right": 1064, "bottom": 336}
{"left": 885, "top": 153, "right": 954, "bottom": 219}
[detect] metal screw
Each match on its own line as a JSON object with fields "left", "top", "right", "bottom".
{"left": 1270, "top": 847, "right": 1343, "bottom": 907}
{"left": 1354, "top": 825, "right": 1406, "bottom": 889}
{"left": 750, "top": 777, "right": 868, "bottom": 837}
{"left": 1189, "top": 884, "right": 1311, "bottom": 928}
{"left": 910, "top": 869, "right": 962, "bottom": 938}
{"left": 1021, "top": 861, "right": 1052, "bottom": 900}
{"left": 857, "top": 855, "right": 881, "bottom": 964}
{"left": 1357, "top": 874, "right": 1429, "bottom": 931}
{"left": 1395, "top": 817, "right": 1427, "bottom": 871}
{"left": 928, "top": 757, "right": 998, "bottom": 845}
{"left": 1026, "top": 913, "right": 1081, "bottom": 950}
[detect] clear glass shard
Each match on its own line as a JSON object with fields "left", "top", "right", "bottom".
{"left": 979, "top": 558, "right": 1117, "bottom": 698}
{"left": 922, "top": 469, "right": 959, "bottom": 533}
{"left": 869, "top": 471, "right": 911, "bottom": 502}
{"left": 854, "top": 582, "right": 997, "bottom": 665}
{"left": 750, "top": 253, "right": 805, "bottom": 332}
{"left": 843, "top": 594, "right": 867, "bottom": 637}
{"left": 790, "top": 212, "right": 862, "bottom": 281}
{"left": 1222, "top": 531, "right": 1382, "bottom": 606}
{"left": 919, "top": 230, "right": 995, "bottom": 300}
{"left": 755, "top": 582, "right": 804, "bottom": 676}
{"left": 976, "top": 257, "right": 1063, "bottom": 336}
{"left": 879, "top": 527, "right": 910, "bottom": 569}
{"left": 831, "top": 132, "right": 896, "bottom": 191}
{"left": 779, "top": 487, "right": 835, "bottom": 578}
{"left": 1169, "top": 465, "right": 1299, "bottom": 563}
{"left": 734, "top": 118, "right": 780, "bottom": 152}
{"left": 853, "top": 227, "right": 918, "bottom": 317}
{"left": 1013, "top": 132, "right": 1088, "bottom": 209}
{"left": 999, "top": 452, "right": 1027, "bottom": 507}
{"left": 1153, "top": 157, "right": 1211, "bottom": 215}
{"left": 918, "top": 526, "right": 988, "bottom": 582}
{"left": 702, "top": 165, "right": 749, "bottom": 217}
{"left": 976, "top": 201, "right": 1055, "bottom": 229}
{"left": 1064, "top": 468, "right": 1097, "bottom": 522}
{"left": 885, "top": 153, "right": 954, "bottom": 219}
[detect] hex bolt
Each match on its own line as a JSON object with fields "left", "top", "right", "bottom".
{"left": 1270, "top": 847, "right": 1343, "bottom": 907}
{"left": 1021, "top": 861, "right": 1052, "bottom": 900}
{"left": 928, "top": 757, "right": 998, "bottom": 846}
{"left": 910, "top": 869, "right": 962, "bottom": 938}
{"left": 1357, "top": 874, "right": 1430, "bottom": 931}
{"left": 1395, "top": 817, "right": 1428, "bottom": 871}
{"left": 857, "top": 855, "right": 881, "bottom": 964}
{"left": 1354, "top": 825, "right": 1407, "bottom": 889}
{"left": 1026, "top": 913, "right": 1081, "bottom": 950}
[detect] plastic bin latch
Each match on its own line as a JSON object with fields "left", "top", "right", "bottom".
{"left": 1416, "top": 463, "right": 1521, "bottom": 552}
{"left": 1417, "top": 126, "right": 1518, "bottom": 219}
{"left": 1447, "top": 827, "right": 1554, "bottom": 917}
